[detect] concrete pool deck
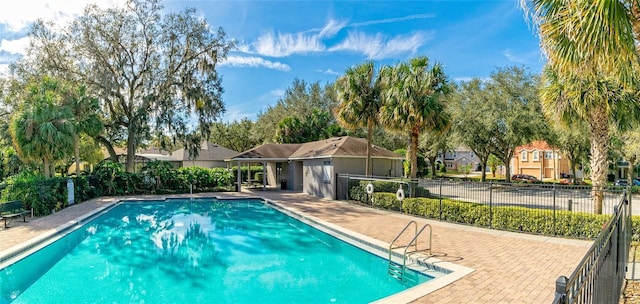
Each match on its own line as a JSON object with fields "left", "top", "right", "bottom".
{"left": 0, "top": 191, "right": 592, "bottom": 303}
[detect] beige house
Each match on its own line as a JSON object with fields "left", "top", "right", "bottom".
{"left": 229, "top": 136, "right": 404, "bottom": 200}
{"left": 170, "top": 142, "right": 238, "bottom": 168}
{"left": 99, "top": 142, "right": 238, "bottom": 171}
{"left": 511, "top": 141, "right": 576, "bottom": 180}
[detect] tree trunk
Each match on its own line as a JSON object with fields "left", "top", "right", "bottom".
{"left": 571, "top": 161, "right": 578, "bottom": 185}
{"left": 479, "top": 155, "right": 489, "bottom": 182}
{"left": 366, "top": 117, "right": 372, "bottom": 176}
{"left": 409, "top": 130, "right": 419, "bottom": 179}
{"left": 502, "top": 157, "right": 511, "bottom": 182}
{"left": 95, "top": 135, "right": 118, "bottom": 162}
{"left": 44, "top": 159, "right": 50, "bottom": 178}
{"left": 126, "top": 130, "right": 136, "bottom": 173}
{"left": 74, "top": 133, "right": 80, "bottom": 175}
{"left": 428, "top": 157, "right": 437, "bottom": 178}
{"left": 589, "top": 111, "right": 609, "bottom": 214}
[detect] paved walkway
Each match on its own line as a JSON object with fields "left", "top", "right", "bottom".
{"left": 0, "top": 191, "right": 592, "bottom": 303}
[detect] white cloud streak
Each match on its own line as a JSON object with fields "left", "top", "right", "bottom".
{"left": 254, "top": 32, "right": 325, "bottom": 57}
{"left": 318, "top": 68, "right": 340, "bottom": 75}
{"left": 330, "top": 31, "right": 433, "bottom": 60}
{"left": 0, "top": 0, "right": 126, "bottom": 32}
{"left": 1, "top": 37, "right": 30, "bottom": 54}
{"left": 220, "top": 56, "right": 290, "bottom": 71}
{"left": 350, "top": 14, "right": 435, "bottom": 27}
{"left": 502, "top": 48, "right": 529, "bottom": 64}
{"left": 246, "top": 14, "right": 434, "bottom": 59}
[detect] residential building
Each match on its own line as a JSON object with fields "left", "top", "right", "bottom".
{"left": 511, "top": 141, "right": 578, "bottom": 180}
{"left": 229, "top": 136, "right": 404, "bottom": 200}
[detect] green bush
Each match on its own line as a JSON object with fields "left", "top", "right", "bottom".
{"left": 230, "top": 165, "right": 264, "bottom": 182}
{"left": 399, "top": 197, "right": 611, "bottom": 238}
{"left": 1, "top": 171, "right": 67, "bottom": 216}
{"left": 254, "top": 172, "right": 264, "bottom": 183}
{"left": 372, "top": 193, "right": 402, "bottom": 211}
{"left": 348, "top": 180, "right": 428, "bottom": 204}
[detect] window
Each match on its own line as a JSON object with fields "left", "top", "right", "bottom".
{"left": 544, "top": 151, "right": 553, "bottom": 159}
{"left": 322, "top": 161, "right": 331, "bottom": 183}
{"left": 532, "top": 151, "right": 539, "bottom": 161}
{"left": 520, "top": 151, "right": 527, "bottom": 161}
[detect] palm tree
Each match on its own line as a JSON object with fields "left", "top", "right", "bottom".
{"left": 334, "top": 61, "right": 382, "bottom": 176}
{"left": 379, "top": 56, "right": 451, "bottom": 182}
{"left": 10, "top": 78, "right": 74, "bottom": 177}
{"left": 521, "top": 1, "right": 640, "bottom": 214}
{"left": 62, "top": 85, "right": 103, "bottom": 175}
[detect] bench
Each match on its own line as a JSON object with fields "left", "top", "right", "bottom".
{"left": 0, "top": 200, "right": 31, "bottom": 228}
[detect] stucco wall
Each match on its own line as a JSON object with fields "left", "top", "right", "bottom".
{"left": 302, "top": 159, "right": 333, "bottom": 199}
{"left": 181, "top": 160, "right": 228, "bottom": 168}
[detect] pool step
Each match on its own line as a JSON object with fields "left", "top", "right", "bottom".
{"left": 388, "top": 262, "right": 404, "bottom": 279}
{"left": 387, "top": 261, "right": 417, "bottom": 282}
{"left": 387, "top": 220, "right": 432, "bottom": 283}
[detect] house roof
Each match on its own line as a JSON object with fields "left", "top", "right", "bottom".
{"left": 170, "top": 142, "right": 239, "bottom": 161}
{"left": 230, "top": 136, "right": 402, "bottom": 161}
{"left": 516, "top": 140, "right": 554, "bottom": 152}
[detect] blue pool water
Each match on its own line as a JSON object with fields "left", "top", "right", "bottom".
{"left": 0, "top": 199, "right": 433, "bottom": 303}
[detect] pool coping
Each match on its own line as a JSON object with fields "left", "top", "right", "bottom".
{"left": 0, "top": 201, "right": 119, "bottom": 267}
{"left": 263, "top": 198, "right": 475, "bottom": 304}
{"left": 0, "top": 195, "right": 473, "bottom": 303}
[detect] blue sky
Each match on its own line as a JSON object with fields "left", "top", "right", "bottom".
{"left": 0, "top": 0, "right": 545, "bottom": 122}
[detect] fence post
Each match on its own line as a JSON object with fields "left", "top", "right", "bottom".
{"left": 346, "top": 174, "right": 350, "bottom": 201}
{"left": 553, "top": 184, "right": 557, "bottom": 236}
{"left": 439, "top": 178, "right": 443, "bottom": 220}
{"left": 489, "top": 181, "right": 493, "bottom": 228}
{"left": 554, "top": 276, "right": 568, "bottom": 304}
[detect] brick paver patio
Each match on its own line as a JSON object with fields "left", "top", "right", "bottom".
{"left": 0, "top": 191, "right": 591, "bottom": 303}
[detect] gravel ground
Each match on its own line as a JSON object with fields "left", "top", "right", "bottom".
{"left": 622, "top": 244, "right": 640, "bottom": 304}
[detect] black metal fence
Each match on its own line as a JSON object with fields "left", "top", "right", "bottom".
{"left": 336, "top": 175, "right": 627, "bottom": 237}
{"left": 552, "top": 190, "right": 632, "bottom": 303}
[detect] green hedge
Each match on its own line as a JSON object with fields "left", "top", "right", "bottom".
{"left": 0, "top": 161, "right": 235, "bottom": 215}
{"left": 348, "top": 180, "right": 427, "bottom": 203}
{"left": 401, "top": 197, "right": 610, "bottom": 238}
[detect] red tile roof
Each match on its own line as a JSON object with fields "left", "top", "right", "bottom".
{"left": 516, "top": 140, "right": 553, "bottom": 152}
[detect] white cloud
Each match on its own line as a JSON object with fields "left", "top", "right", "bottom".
{"left": 220, "top": 56, "right": 290, "bottom": 71}
{"left": 502, "top": 48, "right": 529, "bottom": 64}
{"left": 0, "top": 64, "right": 8, "bottom": 77}
{"left": 254, "top": 31, "right": 325, "bottom": 57}
{"left": 245, "top": 14, "right": 434, "bottom": 58}
{"left": 318, "top": 19, "right": 347, "bottom": 38}
{"left": 0, "top": 0, "right": 126, "bottom": 32}
{"left": 318, "top": 68, "right": 340, "bottom": 76}
{"left": 1, "top": 37, "right": 30, "bottom": 55}
{"left": 330, "top": 30, "right": 433, "bottom": 60}
{"left": 350, "top": 14, "right": 435, "bottom": 27}
{"left": 270, "top": 89, "right": 285, "bottom": 97}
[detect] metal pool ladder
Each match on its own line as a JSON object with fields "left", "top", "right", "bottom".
{"left": 387, "top": 221, "right": 432, "bottom": 282}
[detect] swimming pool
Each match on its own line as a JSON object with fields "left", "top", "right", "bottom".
{"left": 0, "top": 198, "right": 439, "bottom": 303}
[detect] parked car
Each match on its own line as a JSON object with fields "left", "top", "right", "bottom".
{"left": 511, "top": 174, "right": 540, "bottom": 183}
{"left": 633, "top": 179, "right": 640, "bottom": 186}
{"left": 560, "top": 178, "right": 585, "bottom": 185}
{"left": 614, "top": 179, "right": 628, "bottom": 186}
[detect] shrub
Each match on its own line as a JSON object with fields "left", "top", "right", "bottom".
{"left": 372, "top": 193, "right": 402, "bottom": 211}
{"left": 399, "top": 197, "right": 613, "bottom": 239}
{"left": 254, "top": 172, "right": 263, "bottom": 183}
{"left": 2, "top": 171, "right": 67, "bottom": 216}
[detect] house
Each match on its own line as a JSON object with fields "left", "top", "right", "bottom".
{"left": 511, "top": 140, "right": 579, "bottom": 180}
{"left": 169, "top": 142, "right": 239, "bottom": 168}
{"left": 98, "top": 142, "right": 238, "bottom": 171}
{"left": 229, "top": 136, "right": 404, "bottom": 200}
{"left": 440, "top": 147, "right": 482, "bottom": 171}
